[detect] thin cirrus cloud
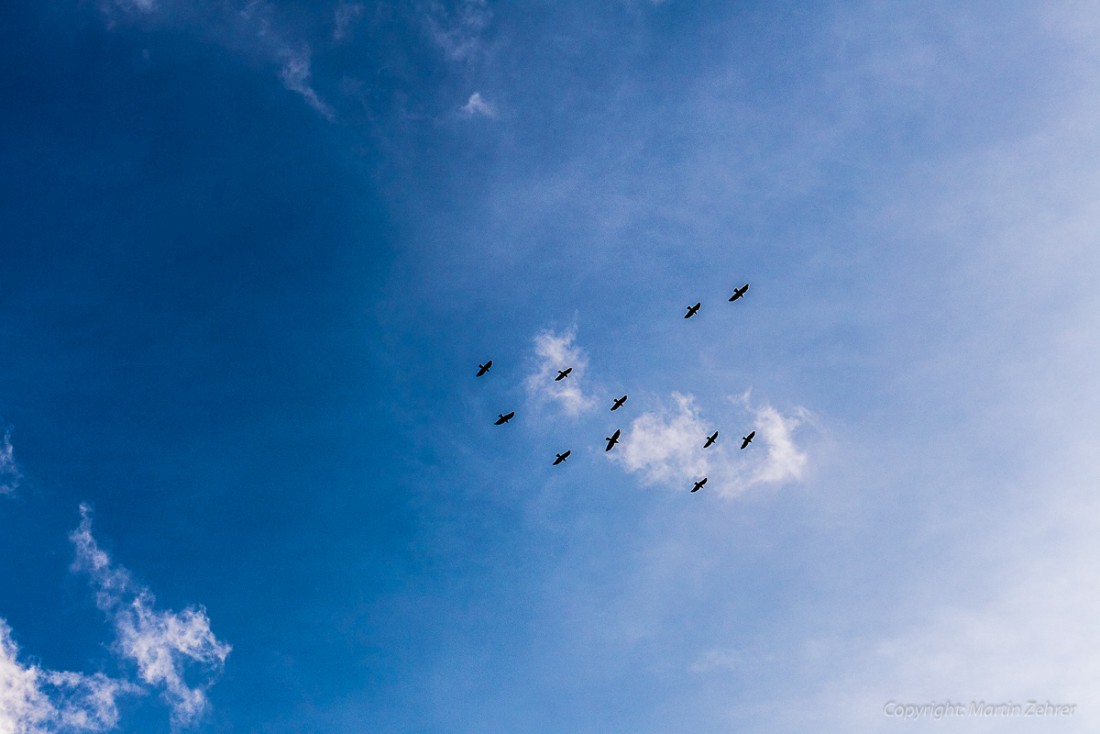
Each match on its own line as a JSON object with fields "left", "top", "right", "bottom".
{"left": 332, "top": 2, "right": 364, "bottom": 42}
{"left": 94, "top": 0, "right": 337, "bottom": 120}
{"left": 611, "top": 392, "right": 809, "bottom": 496}
{"left": 278, "top": 46, "right": 335, "bottom": 120}
{"left": 0, "top": 429, "right": 20, "bottom": 496}
{"left": 69, "top": 504, "right": 231, "bottom": 729}
{"left": 424, "top": 0, "right": 491, "bottom": 63}
{"left": 524, "top": 326, "right": 598, "bottom": 417}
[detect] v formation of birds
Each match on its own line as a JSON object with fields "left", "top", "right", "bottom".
{"left": 478, "top": 285, "right": 754, "bottom": 493}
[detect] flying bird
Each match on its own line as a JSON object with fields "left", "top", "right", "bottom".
{"left": 476, "top": 360, "right": 493, "bottom": 376}
{"left": 684, "top": 302, "right": 701, "bottom": 319}
{"left": 494, "top": 412, "right": 515, "bottom": 425}
{"left": 555, "top": 367, "right": 573, "bottom": 381}
{"left": 740, "top": 430, "right": 756, "bottom": 449}
{"left": 611, "top": 395, "right": 628, "bottom": 411}
{"left": 728, "top": 283, "right": 749, "bottom": 302}
{"left": 704, "top": 430, "right": 719, "bottom": 448}
{"left": 604, "top": 429, "right": 621, "bottom": 452}
{"left": 553, "top": 450, "right": 571, "bottom": 465}
{"left": 691, "top": 477, "right": 708, "bottom": 493}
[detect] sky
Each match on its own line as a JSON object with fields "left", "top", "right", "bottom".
{"left": 2, "top": 1, "right": 1100, "bottom": 732}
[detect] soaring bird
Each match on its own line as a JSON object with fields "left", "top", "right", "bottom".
{"left": 704, "top": 430, "right": 719, "bottom": 448}
{"left": 740, "top": 430, "right": 756, "bottom": 449}
{"left": 494, "top": 412, "right": 515, "bottom": 425}
{"left": 555, "top": 367, "right": 573, "bottom": 381}
{"left": 728, "top": 283, "right": 749, "bottom": 302}
{"left": 684, "top": 302, "right": 701, "bottom": 319}
{"left": 476, "top": 360, "right": 493, "bottom": 376}
{"left": 553, "top": 450, "right": 571, "bottom": 465}
{"left": 611, "top": 395, "right": 628, "bottom": 411}
{"left": 691, "top": 477, "right": 708, "bottom": 493}
{"left": 604, "top": 429, "right": 621, "bottom": 452}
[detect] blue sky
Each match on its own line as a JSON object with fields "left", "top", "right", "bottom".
{"left": 3, "top": 1, "right": 1100, "bottom": 732}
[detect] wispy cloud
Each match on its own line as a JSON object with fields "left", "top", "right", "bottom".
{"left": 611, "top": 392, "right": 810, "bottom": 496}
{"left": 332, "top": 2, "right": 364, "bottom": 42}
{"left": 0, "top": 429, "right": 20, "bottom": 496}
{"left": 100, "top": 0, "right": 157, "bottom": 14}
{"left": 423, "top": 0, "right": 491, "bottom": 63}
{"left": 524, "top": 326, "right": 597, "bottom": 417}
{"left": 0, "top": 621, "right": 138, "bottom": 734}
{"left": 278, "top": 46, "right": 335, "bottom": 120}
{"left": 70, "top": 505, "right": 231, "bottom": 729}
{"left": 460, "top": 92, "right": 496, "bottom": 118}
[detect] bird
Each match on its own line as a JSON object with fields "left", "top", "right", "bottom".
{"left": 728, "top": 283, "right": 749, "bottom": 302}
{"left": 684, "top": 302, "right": 701, "bottom": 319}
{"left": 704, "top": 430, "right": 719, "bottom": 448}
{"left": 553, "top": 450, "right": 571, "bottom": 465}
{"left": 555, "top": 367, "right": 573, "bottom": 381}
{"left": 476, "top": 360, "right": 493, "bottom": 376}
{"left": 691, "top": 477, "right": 708, "bottom": 493}
{"left": 494, "top": 412, "right": 515, "bottom": 425}
{"left": 740, "top": 430, "right": 755, "bottom": 449}
{"left": 604, "top": 429, "right": 621, "bottom": 452}
{"left": 611, "top": 395, "right": 628, "bottom": 411}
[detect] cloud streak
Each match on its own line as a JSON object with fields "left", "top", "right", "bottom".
{"left": 278, "top": 47, "right": 335, "bottom": 120}
{"left": 70, "top": 505, "right": 231, "bottom": 729}
{"left": 0, "top": 429, "right": 20, "bottom": 496}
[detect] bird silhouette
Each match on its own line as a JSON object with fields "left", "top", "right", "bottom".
{"left": 604, "top": 429, "right": 621, "bottom": 452}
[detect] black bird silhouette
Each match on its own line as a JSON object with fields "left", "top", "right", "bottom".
{"left": 704, "top": 430, "right": 719, "bottom": 448}
{"left": 604, "top": 429, "right": 621, "bottom": 452}
{"left": 740, "top": 430, "right": 756, "bottom": 449}
{"left": 555, "top": 367, "right": 573, "bottom": 381}
{"left": 684, "top": 302, "right": 701, "bottom": 319}
{"left": 611, "top": 395, "right": 628, "bottom": 411}
{"left": 728, "top": 283, "right": 749, "bottom": 302}
{"left": 553, "top": 450, "right": 571, "bottom": 465}
{"left": 691, "top": 477, "right": 708, "bottom": 493}
{"left": 476, "top": 360, "right": 493, "bottom": 376}
{"left": 495, "top": 412, "right": 515, "bottom": 425}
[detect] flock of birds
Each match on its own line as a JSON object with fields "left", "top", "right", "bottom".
{"left": 478, "top": 283, "right": 754, "bottom": 493}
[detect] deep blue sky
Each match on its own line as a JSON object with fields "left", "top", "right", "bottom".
{"left": 3, "top": 1, "right": 1100, "bottom": 732}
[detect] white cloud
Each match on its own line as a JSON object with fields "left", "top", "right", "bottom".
{"left": 278, "top": 47, "right": 335, "bottom": 120}
{"left": 70, "top": 505, "right": 231, "bottom": 729}
{"left": 460, "top": 92, "right": 496, "bottom": 118}
{"left": 332, "top": 2, "right": 364, "bottom": 42}
{"left": 524, "top": 326, "right": 597, "bottom": 417}
{"left": 614, "top": 392, "right": 710, "bottom": 487}
{"left": 0, "top": 621, "right": 138, "bottom": 734}
{"left": 610, "top": 392, "right": 809, "bottom": 496}
{"left": 0, "top": 430, "right": 20, "bottom": 496}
